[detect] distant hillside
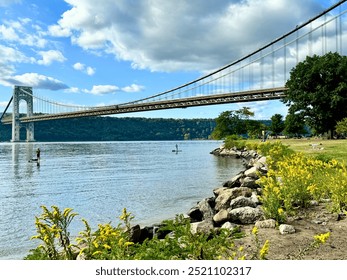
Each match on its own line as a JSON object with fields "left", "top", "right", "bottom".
{"left": 0, "top": 116, "right": 216, "bottom": 142}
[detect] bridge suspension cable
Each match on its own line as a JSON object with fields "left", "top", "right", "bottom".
{"left": 0, "top": 96, "right": 13, "bottom": 121}
{"left": 18, "top": 87, "right": 97, "bottom": 114}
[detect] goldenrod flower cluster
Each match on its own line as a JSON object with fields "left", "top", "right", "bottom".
{"left": 314, "top": 232, "right": 331, "bottom": 245}
{"left": 257, "top": 142, "right": 347, "bottom": 221}
{"left": 259, "top": 240, "right": 270, "bottom": 260}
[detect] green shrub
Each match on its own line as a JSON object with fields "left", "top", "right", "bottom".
{"left": 224, "top": 135, "right": 246, "bottom": 150}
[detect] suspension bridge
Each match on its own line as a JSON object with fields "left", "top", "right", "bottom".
{"left": 1, "top": 0, "right": 347, "bottom": 141}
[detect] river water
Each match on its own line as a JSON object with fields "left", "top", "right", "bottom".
{"left": 0, "top": 141, "right": 243, "bottom": 259}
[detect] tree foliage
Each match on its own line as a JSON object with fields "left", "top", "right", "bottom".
{"left": 0, "top": 116, "right": 216, "bottom": 141}
{"left": 269, "top": 114, "right": 285, "bottom": 136}
{"left": 211, "top": 107, "right": 265, "bottom": 139}
{"left": 283, "top": 113, "right": 307, "bottom": 137}
{"left": 335, "top": 117, "right": 347, "bottom": 136}
{"left": 283, "top": 52, "right": 347, "bottom": 137}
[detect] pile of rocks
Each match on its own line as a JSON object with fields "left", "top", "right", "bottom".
{"left": 206, "top": 145, "right": 298, "bottom": 235}
{"left": 187, "top": 147, "right": 268, "bottom": 234}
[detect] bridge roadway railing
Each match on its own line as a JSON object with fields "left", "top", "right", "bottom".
{"left": 1, "top": 87, "right": 287, "bottom": 124}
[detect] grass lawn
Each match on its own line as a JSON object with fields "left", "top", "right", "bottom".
{"left": 248, "top": 138, "right": 347, "bottom": 163}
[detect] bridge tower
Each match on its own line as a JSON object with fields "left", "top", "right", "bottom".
{"left": 11, "top": 86, "right": 35, "bottom": 142}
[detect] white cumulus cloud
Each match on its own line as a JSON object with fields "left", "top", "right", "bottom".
{"left": 49, "top": 0, "right": 323, "bottom": 72}
{"left": 1, "top": 73, "right": 69, "bottom": 90}
{"left": 73, "top": 62, "right": 85, "bottom": 71}
{"left": 37, "top": 50, "right": 66, "bottom": 66}
{"left": 48, "top": 24, "right": 72, "bottom": 37}
{"left": 73, "top": 62, "right": 95, "bottom": 75}
{"left": 0, "top": 19, "right": 47, "bottom": 48}
{"left": 121, "top": 84, "right": 145, "bottom": 93}
{"left": 84, "top": 85, "right": 119, "bottom": 95}
{"left": 86, "top": 66, "right": 95, "bottom": 76}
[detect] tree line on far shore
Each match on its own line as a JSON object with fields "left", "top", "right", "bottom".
{"left": 0, "top": 116, "right": 217, "bottom": 142}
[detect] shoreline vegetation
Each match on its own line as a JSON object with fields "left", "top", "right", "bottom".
{"left": 0, "top": 116, "right": 216, "bottom": 142}
{"left": 25, "top": 139, "right": 347, "bottom": 260}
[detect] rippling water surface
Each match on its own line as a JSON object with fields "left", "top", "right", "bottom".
{"left": 0, "top": 141, "right": 243, "bottom": 259}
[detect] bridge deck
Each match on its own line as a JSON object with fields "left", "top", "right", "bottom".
{"left": 1, "top": 87, "right": 287, "bottom": 124}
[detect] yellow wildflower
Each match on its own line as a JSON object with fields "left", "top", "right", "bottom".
{"left": 93, "top": 241, "right": 99, "bottom": 248}
{"left": 259, "top": 240, "right": 270, "bottom": 260}
{"left": 307, "top": 184, "right": 316, "bottom": 193}
{"left": 103, "top": 244, "right": 111, "bottom": 250}
{"left": 314, "top": 232, "right": 330, "bottom": 244}
{"left": 252, "top": 226, "right": 258, "bottom": 235}
{"left": 119, "top": 208, "right": 128, "bottom": 221}
{"left": 273, "top": 187, "right": 280, "bottom": 195}
{"left": 124, "top": 241, "right": 134, "bottom": 247}
{"left": 118, "top": 237, "right": 124, "bottom": 246}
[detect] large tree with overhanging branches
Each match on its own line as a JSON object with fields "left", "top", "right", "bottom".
{"left": 211, "top": 107, "right": 267, "bottom": 139}
{"left": 282, "top": 52, "right": 347, "bottom": 138}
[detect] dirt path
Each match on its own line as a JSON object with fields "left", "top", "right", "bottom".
{"left": 234, "top": 203, "right": 347, "bottom": 260}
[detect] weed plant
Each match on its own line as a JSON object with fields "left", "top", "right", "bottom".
{"left": 224, "top": 135, "right": 247, "bottom": 150}
{"left": 26, "top": 208, "right": 255, "bottom": 260}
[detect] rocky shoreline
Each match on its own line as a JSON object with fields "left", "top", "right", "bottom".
{"left": 128, "top": 143, "right": 290, "bottom": 244}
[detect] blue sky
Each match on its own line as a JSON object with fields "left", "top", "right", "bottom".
{"left": 0, "top": 0, "right": 340, "bottom": 119}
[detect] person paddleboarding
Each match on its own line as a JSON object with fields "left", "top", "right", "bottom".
{"left": 36, "top": 148, "right": 41, "bottom": 164}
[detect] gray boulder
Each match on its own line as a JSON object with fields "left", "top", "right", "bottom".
{"left": 213, "top": 187, "right": 227, "bottom": 196}
{"left": 221, "top": 222, "right": 240, "bottom": 232}
{"left": 198, "top": 198, "right": 215, "bottom": 220}
{"left": 254, "top": 156, "right": 267, "bottom": 167}
{"left": 255, "top": 219, "right": 276, "bottom": 228}
{"left": 187, "top": 206, "right": 203, "bottom": 222}
{"left": 215, "top": 187, "right": 252, "bottom": 211}
{"left": 213, "top": 209, "right": 230, "bottom": 224}
{"left": 223, "top": 172, "right": 243, "bottom": 188}
{"left": 250, "top": 192, "right": 260, "bottom": 205}
{"left": 279, "top": 224, "right": 296, "bottom": 234}
{"left": 219, "top": 148, "right": 239, "bottom": 157}
{"left": 244, "top": 166, "right": 259, "bottom": 179}
{"left": 230, "top": 196, "right": 257, "bottom": 209}
{"left": 190, "top": 220, "right": 215, "bottom": 235}
{"left": 129, "top": 224, "right": 142, "bottom": 243}
{"left": 229, "top": 206, "right": 264, "bottom": 224}
{"left": 240, "top": 176, "right": 259, "bottom": 189}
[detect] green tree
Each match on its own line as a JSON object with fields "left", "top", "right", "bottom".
{"left": 211, "top": 107, "right": 254, "bottom": 139}
{"left": 270, "top": 114, "right": 285, "bottom": 137}
{"left": 336, "top": 117, "right": 347, "bottom": 136}
{"left": 246, "top": 119, "right": 267, "bottom": 139}
{"left": 283, "top": 113, "right": 307, "bottom": 137}
{"left": 236, "top": 107, "right": 254, "bottom": 119}
{"left": 283, "top": 52, "right": 347, "bottom": 138}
